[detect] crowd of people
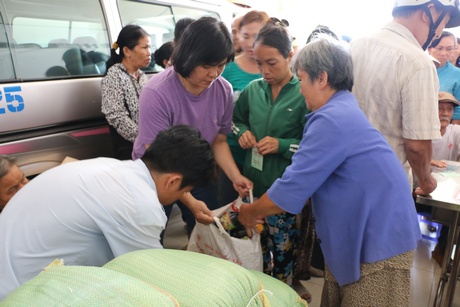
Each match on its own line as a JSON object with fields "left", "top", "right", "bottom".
{"left": 2, "top": 0, "right": 460, "bottom": 305}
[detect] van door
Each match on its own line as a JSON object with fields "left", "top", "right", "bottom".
{"left": 0, "top": 0, "right": 237, "bottom": 176}
{"left": 0, "top": 0, "right": 113, "bottom": 176}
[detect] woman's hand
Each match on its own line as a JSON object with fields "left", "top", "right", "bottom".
{"left": 238, "top": 203, "right": 265, "bottom": 237}
{"left": 232, "top": 174, "right": 253, "bottom": 198}
{"left": 238, "top": 130, "right": 257, "bottom": 149}
{"left": 256, "top": 136, "right": 279, "bottom": 155}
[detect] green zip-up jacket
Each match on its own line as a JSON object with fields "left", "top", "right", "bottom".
{"left": 232, "top": 76, "right": 309, "bottom": 197}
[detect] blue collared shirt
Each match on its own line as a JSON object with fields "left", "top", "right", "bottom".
{"left": 438, "top": 62, "right": 460, "bottom": 120}
{"left": 267, "top": 90, "right": 421, "bottom": 286}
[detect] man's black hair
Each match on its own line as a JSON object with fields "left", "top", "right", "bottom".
{"left": 141, "top": 125, "right": 215, "bottom": 189}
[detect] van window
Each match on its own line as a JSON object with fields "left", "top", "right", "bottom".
{"left": 0, "top": 13, "right": 14, "bottom": 80}
{"left": 118, "top": 0, "right": 220, "bottom": 72}
{"left": 0, "top": 0, "right": 233, "bottom": 177}
{"left": 0, "top": 0, "right": 110, "bottom": 80}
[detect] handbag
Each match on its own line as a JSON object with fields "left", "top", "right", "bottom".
{"left": 187, "top": 191, "right": 263, "bottom": 271}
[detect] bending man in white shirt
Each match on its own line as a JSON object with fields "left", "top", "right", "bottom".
{"left": 0, "top": 125, "right": 215, "bottom": 300}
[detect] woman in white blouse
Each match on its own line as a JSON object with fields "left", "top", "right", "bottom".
{"left": 101, "top": 25, "right": 151, "bottom": 159}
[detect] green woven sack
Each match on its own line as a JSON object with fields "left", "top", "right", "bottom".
{"left": 249, "top": 270, "right": 308, "bottom": 306}
{"left": 0, "top": 265, "right": 179, "bottom": 306}
{"left": 104, "top": 249, "right": 267, "bottom": 306}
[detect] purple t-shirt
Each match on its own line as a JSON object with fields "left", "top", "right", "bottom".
{"left": 132, "top": 67, "right": 233, "bottom": 159}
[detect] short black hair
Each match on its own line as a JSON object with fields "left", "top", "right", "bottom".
{"left": 254, "top": 22, "right": 292, "bottom": 58}
{"left": 153, "top": 41, "right": 173, "bottom": 68}
{"left": 174, "top": 17, "right": 195, "bottom": 44}
{"left": 106, "top": 24, "right": 149, "bottom": 72}
{"left": 141, "top": 125, "right": 215, "bottom": 189}
{"left": 171, "top": 16, "right": 234, "bottom": 78}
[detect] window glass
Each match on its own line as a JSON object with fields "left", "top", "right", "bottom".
{"left": 0, "top": 12, "right": 14, "bottom": 80}
{"left": 2, "top": 0, "right": 109, "bottom": 80}
{"left": 118, "top": 0, "right": 175, "bottom": 73}
{"left": 118, "top": 0, "right": 220, "bottom": 72}
{"left": 171, "top": 6, "right": 220, "bottom": 24}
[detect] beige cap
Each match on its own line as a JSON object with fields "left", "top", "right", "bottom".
{"left": 439, "top": 92, "right": 460, "bottom": 106}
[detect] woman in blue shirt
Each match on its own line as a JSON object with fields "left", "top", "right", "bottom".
{"left": 238, "top": 36, "right": 421, "bottom": 306}
{"left": 429, "top": 31, "right": 460, "bottom": 124}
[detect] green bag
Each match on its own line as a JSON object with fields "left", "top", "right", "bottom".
{"left": 0, "top": 265, "right": 178, "bottom": 306}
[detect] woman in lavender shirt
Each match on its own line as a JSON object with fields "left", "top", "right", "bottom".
{"left": 133, "top": 17, "right": 252, "bottom": 236}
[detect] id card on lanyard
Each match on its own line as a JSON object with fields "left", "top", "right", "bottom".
{"left": 251, "top": 147, "right": 263, "bottom": 171}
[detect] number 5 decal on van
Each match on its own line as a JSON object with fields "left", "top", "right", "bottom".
{"left": 0, "top": 86, "right": 24, "bottom": 114}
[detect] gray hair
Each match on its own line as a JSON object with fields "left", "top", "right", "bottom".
{"left": 291, "top": 35, "right": 353, "bottom": 91}
{"left": 0, "top": 155, "right": 17, "bottom": 178}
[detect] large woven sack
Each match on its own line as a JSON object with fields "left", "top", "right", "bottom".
{"left": 0, "top": 265, "right": 179, "bottom": 306}
{"left": 249, "top": 270, "right": 308, "bottom": 307}
{"left": 104, "top": 249, "right": 269, "bottom": 306}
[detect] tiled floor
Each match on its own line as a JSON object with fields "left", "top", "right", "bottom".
{"left": 163, "top": 204, "right": 460, "bottom": 306}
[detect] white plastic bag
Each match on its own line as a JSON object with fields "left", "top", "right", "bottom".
{"left": 187, "top": 192, "right": 263, "bottom": 271}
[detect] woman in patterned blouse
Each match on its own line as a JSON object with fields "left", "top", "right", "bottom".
{"left": 102, "top": 25, "right": 151, "bottom": 159}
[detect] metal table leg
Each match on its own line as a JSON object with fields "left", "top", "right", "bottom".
{"left": 446, "top": 212, "right": 460, "bottom": 306}
{"left": 434, "top": 211, "right": 460, "bottom": 307}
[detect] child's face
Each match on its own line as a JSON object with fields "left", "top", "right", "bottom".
{"left": 439, "top": 102, "right": 455, "bottom": 129}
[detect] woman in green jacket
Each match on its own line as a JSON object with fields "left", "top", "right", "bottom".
{"left": 233, "top": 21, "right": 309, "bottom": 288}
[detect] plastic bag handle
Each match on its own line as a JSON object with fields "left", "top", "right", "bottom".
{"left": 213, "top": 216, "right": 229, "bottom": 235}
{"left": 233, "top": 189, "right": 254, "bottom": 210}
{"left": 213, "top": 189, "right": 254, "bottom": 235}
{"left": 248, "top": 189, "right": 254, "bottom": 203}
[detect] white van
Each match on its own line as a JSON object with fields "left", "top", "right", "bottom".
{"left": 0, "top": 0, "right": 242, "bottom": 176}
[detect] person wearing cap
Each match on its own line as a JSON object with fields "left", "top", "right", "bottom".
{"left": 432, "top": 92, "right": 460, "bottom": 167}
{"left": 0, "top": 155, "right": 28, "bottom": 212}
{"left": 351, "top": 0, "right": 460, "bottom": 196}
{"left": 429, "top": 31, "right": 460, "bottom": 125}
{"left": 429, "top": 92, "right": 460, "bottom": 267}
